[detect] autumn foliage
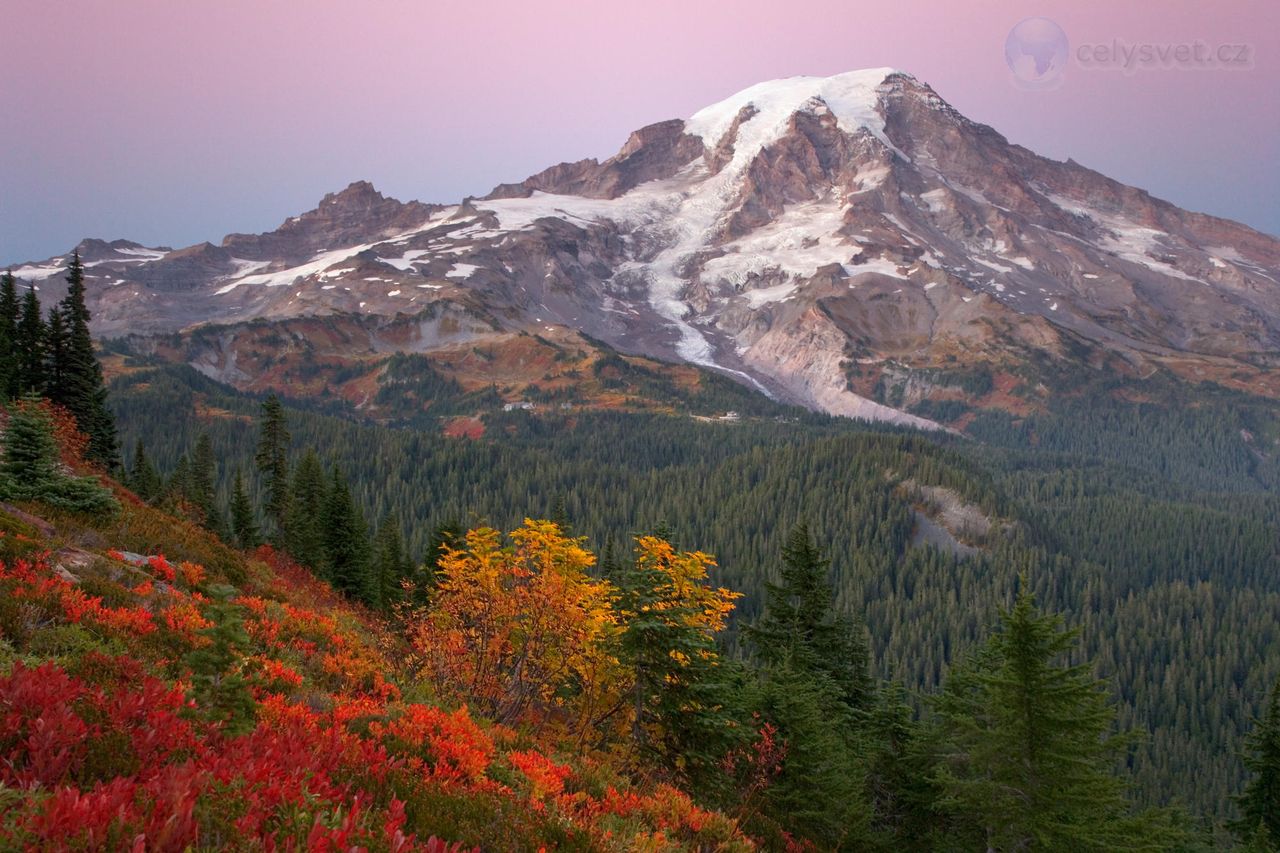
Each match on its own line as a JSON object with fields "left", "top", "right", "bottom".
{"left": 0, "top": 509, "right": 754, "bottom": 851}
{"left": 400, "top": 520, "right": 743, "bottom": 760}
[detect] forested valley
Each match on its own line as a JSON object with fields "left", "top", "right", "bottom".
{"left": 106, "top": 351, "right": 1280, "bottom": 834}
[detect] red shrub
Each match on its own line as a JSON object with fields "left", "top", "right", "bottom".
{"left": 0, "top": 661, "right": 90, "bottom": 788}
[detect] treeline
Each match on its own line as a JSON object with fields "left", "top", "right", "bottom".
{"left": 124, "top": 394, "right": 417, "bottom": 613}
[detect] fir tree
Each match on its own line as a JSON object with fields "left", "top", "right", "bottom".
{"left": 229, "top": 469, "right": 260, "bottom": 550}
{"left": 44, "top": 305, "right": 69, "bottom": 403}
{"left": 323, "top": 467, "right": 371, "bottom": 602}
{"left": 0, "top": 272, "right": 17, "bottom": 399}
{"left": 412, "top": 517, "right": 462, "bottom": 602}
{"left": 372, "top": 516, "right": 412, "bottom": 610}
{"left": 56, "top": 252, "right": 118, "bottom": 468}
{"left": 1233, "top": 676, "right": 1280, "bottom": 849}
{"left": 750, "top": 666, "right": 871, "bottom": 848}
{"left": 932, "top": 581, "right": 1186, "bottom": 851}
{"left": 185, "top": 584, "right": 256, "bottom": 735}
{"left": 425, "top": 518, "right": 463, "bottom": 570}
{"left": 746, "top": 522, "right": 874, "bottom": 711}
{"left": 15, "top": 286, "right": 46, "bottom": 395}
{"left": 284, "top": 448, "right": 327, "bottom": 570}
{"left": 254, "top": 394, "right": 290, "bottom": 536}
{"left": 863, "top": 685, "right": 949, "bottom": 850}
{"left": 550, "top": 494, "right": 572, "bottom": 534}
{"left": 127, "top": 439, "right": 161, "bottom": 502}
{"left": 743, "top": 525, "right": 877, "bottom": 847}
{"left": 166, "top": 453, "right": 191, "bottom": 504}
{"left": 188, "top": 433, "right": 218, "bottom": 528}
{"left": 0, "top": 394, "right": 116, "bottom": 514}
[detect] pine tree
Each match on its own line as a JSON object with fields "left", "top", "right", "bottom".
{"left": 746, "top": 522, "right": 874, "bottom": 711}
{"left": 56, "top": 252, "right": 118, "bottom": 468}
{"left": 0, "top": 394, "right": 116, "bottom": 514}
{"left": 166, "top": 453, "right": 191, "bottom": 504}
{"left": 44, "top": 305, "right": 69, "bottom": 403}
{"left": 550, "top": 494, "right": 572, "bottom": 533}
{"left": 15, "top": 286, "right": 46, "bottom": 395}
{"left": 1233, "top": 676, "right": 1280, "bottom": 849}
{"left": 932, "top": 581, "right": 1186, "bottom": 851}
{"left": 322, "top": 467, "right": 371, "bottom": 602}
{"left": 188, "top": 433, "right": 218, "bottom": 528}
{"left": 863, "top": 685, "right": 949, "bottom": 850}
{"left": 229, "top": 469, "right": 260, "bottom": 550}
{"left": 750, "top": 666, "right": 872, "bottom": 848}
{"left": 425, "top": 518, "right": 462, "bottom": 569}
{"left": 127, "top": 439, "right": 161, "bottom": 502}
{"left": 0, "top": 272, "right": 17, "bottom": 399}
{"left": 372, "top": 516, "right": 411, "bottom": 610}
{"left": 284, "top": 448, "right": 327, "bottom": 570}
{"left": 743, "top": 524, "right": 877, "bottom": 847}
{"left": 254, "top": 394, "right": 290, "bottom": 536}
{"left": 185, "top": 584, "right": 256, "bottom": 735}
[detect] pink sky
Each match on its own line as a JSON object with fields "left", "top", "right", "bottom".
{"left": 3, "top": 0, "right": 1277, "bottom": 263}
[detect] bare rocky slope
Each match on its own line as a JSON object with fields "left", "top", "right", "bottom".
{"left": 12, "top": 69, "right": 1280, "bottom": 426}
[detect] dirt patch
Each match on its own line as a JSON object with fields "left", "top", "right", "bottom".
{"left": 443, "top": 416, "right": 485, "bottom": 440}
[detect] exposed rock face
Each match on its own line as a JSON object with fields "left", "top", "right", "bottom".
{"left": 487, "top": 119, "right": 703, "bottom": 201}
{"left": 11, "top": 68, "right": 1280, "bottom": 425}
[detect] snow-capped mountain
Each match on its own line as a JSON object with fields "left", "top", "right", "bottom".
{"left": 12, "top": 69, "right": 1280, "bottom": 426}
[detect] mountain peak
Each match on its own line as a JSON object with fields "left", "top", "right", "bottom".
{"left": 320, "top": 180, "right": 386, "bottom": 208}
{"left": 684, "top": 68, "right": 907, "bottom": 170}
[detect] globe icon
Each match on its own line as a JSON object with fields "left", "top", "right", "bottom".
{"left": 1004, "top": 17, "right": 1069, "bottom": 86}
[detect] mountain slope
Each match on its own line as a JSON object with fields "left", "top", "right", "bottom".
{"left": 0, "top": 479, "right": 753, "bottom": 850}
{"left": 11, "top": 69, "right": 1280, "bottom": 426}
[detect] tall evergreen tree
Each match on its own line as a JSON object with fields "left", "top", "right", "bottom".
{"left": 56, "top": 252, "right": 118, "bottom": 468}
{"left": 425, "top": 518, "right": 463, "bottom": 570}
{"left": 284, "top": 448, "right": 328, "bottom": 570}
{"left": 229, "top": 469, "right": 260, "bottom": 550}
{"left": 166, "top": 453, "right": 191, "bottom": 504}
{"left": 254, "top": 394, "right": 290, "bottom": 536}
{"left": 44, "top": 304, "right": 69, "bottom": 403}
{"left": 549, "top": 494, "right": 572, "bottom": 534}
{"left": 127, "top": 439, "right": 162, "bottom": 502}
{"left": 743, "top": 524, "right": 877, "bottom": 848}
{"left": 1233, "top": 676, "right": 1280, "bottom": 849}
{"left": 372, "top": 516, "right": 412, "bottom": 610}
{"left": 188, "top": 433, "right": 226, "bottom": 536}
{"left": 322, "top": 467, "right": 371, "bottom": 602}
{"left": 749, "top": 666, "right": 872, "bottom": 848}
{"left": 0, "top": 272, "right": 17, "bottom": 398}
{"left": 15, "top": 286, "right": 46, "bottom": 395}
{"left": 932, "top": 581, "right": 1186, "bottom": 851}
{"left": 746, "top": 522, "right": 874, "bottom": 711}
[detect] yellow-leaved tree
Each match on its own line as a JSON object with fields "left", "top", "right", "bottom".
{"left": 403, "top": 519, "right": 625, "bottom": 738}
